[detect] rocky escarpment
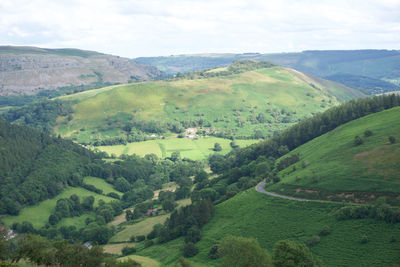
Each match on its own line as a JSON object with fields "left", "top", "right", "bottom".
{"left": 0, "top": 46, "right": 162, "bottom": 95}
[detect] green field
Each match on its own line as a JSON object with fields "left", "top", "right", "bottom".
{"left": 55, "top": 66, "right": 364, "bottom": 143}
{"left": 83, "top": 176, "right": 123, "bottom": 196}
{"left": 136, "top": 189, "right": 400, "bottom": 266}
{"left": 97, "top": 137, "right": 258, "bottom": 160}
{"left": 110, "top": 199, "right": 191, "bottom": 243}
{"left": 3, "top": 186, "right": 115, "bottom": 228}
{"left": 118, "top": 255, "right": 161, "bottom": 267}
{"left": 268, "top": 106, "right": 400, "bottom": 201}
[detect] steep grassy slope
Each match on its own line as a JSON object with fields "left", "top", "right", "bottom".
{"left": 268, "top": 107, "right": 400, "bottom": 203}
{"left": 0, "top": 45, "right": 162, "bottom": 95}
{"left": 136, "top": 190, "right": 400, "bottom": 266}
{"left": 56, "top": 66, "right": 364, "bottom": 144}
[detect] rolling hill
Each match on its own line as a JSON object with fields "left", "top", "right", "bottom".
{"left": 0, "top": 46, "right": 162, "bottom": 95}
{"left": 55, "top": 62, "right": 364, "bottom": 146}
{"left": 135, "top": 50, "right": 400, "bottom": 94}
{"left": 267, "top": 106, "right": 400, "bottom": 204}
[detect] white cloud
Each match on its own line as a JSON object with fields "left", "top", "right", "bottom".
{"left": 0, "top": 0, "right": 399, "bottom": 57}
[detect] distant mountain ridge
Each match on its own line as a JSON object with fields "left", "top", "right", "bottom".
{"left": 0, "top": 46, "right": 162, "bottom": 95}
{"left": 134, "top": 50, "right": 400, "bottom": 94}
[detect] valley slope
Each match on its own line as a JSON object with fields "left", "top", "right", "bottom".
{"left": 268, "top": 106, "right": 400, "bottom": 204}
{"left": 55, "top": 64, "right": 364, "bottom": 146}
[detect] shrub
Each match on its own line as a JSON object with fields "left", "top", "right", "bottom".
{"left": 302, "top": 160, "right": 310, "bottom": 168}
{"left": 390, "top": 235, "right": 397, "bottom": 243}
{"left": 354, "top": 136, "right": 363, "bottom": 146}
{"left": 361, "top": 234, "right": 369, "bottom": 244}
{"left": 213, "top": 143, "right": 222, "bottom": 152}
{"left": 364, "top": 130, "right": 373, "bottom": 137}
{"left": 307, "top": 235, "right": 321, "bottom": 247}
{"left": 319, "top": 225, "right": 331, "bottom": 236}
{"left": 389, "top": 136, "right": 396, "bottom": 144}
{"left": 209, "top": 244, "right": 220, "bottom": 259}
{"left": 129, "top": 235, "right": 136, "bottom": 242}
{"left": 183, "top": 242, "right": 199, "bottom": 257}
{"left": 121, "top": 246, "right": 136, "bottom": 255}
{"left": 136, "top": 235, "right": 145, "bottom": 242}
{"left": 107, "top": 192, "right": 120, "bottom": 199}
{"left": 144, "top": 240, "right": 154, "bottom": 248}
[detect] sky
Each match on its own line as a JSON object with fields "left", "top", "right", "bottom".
{"left": 1, "top": 0, "right": 399, "bottom": 58}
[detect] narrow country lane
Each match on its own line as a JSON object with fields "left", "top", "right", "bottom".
{"left": 255, "top": 181, "right": 310, "bottom": 202}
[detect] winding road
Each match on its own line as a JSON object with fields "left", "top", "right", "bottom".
{"left": 255, "top": 181, "right": 310, "bottom": 202}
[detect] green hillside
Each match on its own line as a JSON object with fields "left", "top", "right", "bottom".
{"left": 135, "top": 190, "right": 400, "bottom": 266}
{"left": 56, "top": 65, "right": 364, "bottom": 145}
{"left": 268, "top": 106, "right": 400, "bottom": 204}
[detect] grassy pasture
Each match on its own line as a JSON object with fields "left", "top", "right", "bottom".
{"left": 137, "top": 189, "right": 400, "bottom": 266}
{"left": 3, "top": 186, "right": 115, "bottom": 228}
{"left": 109, "top": 199, "right": 191, "bottom": 243}
{"left": 97, "top": 137, "right": 258, "bottom": 160}
{"left": 269, "top": 106, "right": 400, "bottom": 199}
{"left": 83, "top": 176, "right": 123, "bottom": 196}
{"left": 103, "top": 242, "right": 136, "bottom": 255}
{"left": 117, "top": 255, "right": 160, "bottom": 267}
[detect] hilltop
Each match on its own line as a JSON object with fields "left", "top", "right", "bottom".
{"left": 54, "top": 61, "right": 364, "bottom": 146}
{"left": 267, "top": 106, "right": 400, "bottom": 204}
{"left": 0, "top": 46, "right": 162, "bottom": 95}
{"left": 135, "top": 50, "right": 400, "bottom": 94}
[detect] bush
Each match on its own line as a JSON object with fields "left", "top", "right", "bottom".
{"left": 390, "top": 235, "right": 397, "bottom": 243}
{"left": 306, "top": 235, "right": 321, "bottom": 247}
{"left": 144, "top": 240, "right": 154, "bottom": 248}
{"left": 389, "top": 136, "right": 396, "bottom": 144}
{"left": 136, "top": 235, "right": 145, "bottom": 242}
{"left": 129, "top": 235, "right": 136, "bottom": 242}
{"left": 107, "top": 192, "right": 120, "bottom": 199}
{"left": 121, "top": 246, "right": 136, "bottom": 255}
{"left": 319, "top": 225, "right": 331, "bottom": 236}
{"left": 209, "top": 244, "right": 220, "bottom": 259}
{"left": 361, "top": 234, "right": 369, "bottom": 244}
{"left": 213, "top": 143, "right": 222, "bottom": 152}
{"left": 364, "top": 130, "right": 373, "bottom": 137}
{"left": 354, "top": 136, "right": 363, "bottom": 146}
{"left": 183, "top": 242, "right": 199, "bottom": 257}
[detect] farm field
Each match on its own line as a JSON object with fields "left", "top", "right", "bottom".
{"left": 83, "top": 176, "right": 123, "bottom": 196}
{"left": 2, "top": 186, "right": 115, "bottom": 228}
{"left": 268, "top": 106, "right": 400, "bottom": 202}
{"left": 103, "top": 242, "right": 136, "bottom": 255}
{"left": 117, "top": 255, "right": 161, "bottom": 267}
{"left": 96, "top": 137, "right": 258, "bottom": 160}
{"left": 136, "top": 189, "right": 400, "bottom": 266}
{"left": 55, "top": 66, "right": 364, "bottom": 144}
{"left": 109, "top": 199, "right": 191, "bottom": 243}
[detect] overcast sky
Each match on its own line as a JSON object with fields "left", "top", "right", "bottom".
{"left": 1, "top": 0, "right": 399, "bottom": 58}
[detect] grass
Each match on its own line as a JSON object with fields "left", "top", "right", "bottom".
{"left": 109, "top": 199, "right": 191, "bottom": 243}
{"left": 137, "top": 189, "right": 400, "bottom": 266}
{"left": 103, "top": 242, "right": 136, "bottom": 255}
{"left": 268, "top": 106, "right": 400, "bottom": 201}
{"left": 110, "top": 214, "right": 171, "bottom": 243}
{"left": 3, "top": 186, "right": 115, "bottom": 228}
{"left": 83, "top": 176, "right": 123, "bottom": 196}
{"left": 97, "top": 137, "right": 258, "bottom": 160}
{"left": 118, "top": 255, "right": 161, "bottom": 267}
{"left": 55, "top": 67, "right": 364, "bottom": 144}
